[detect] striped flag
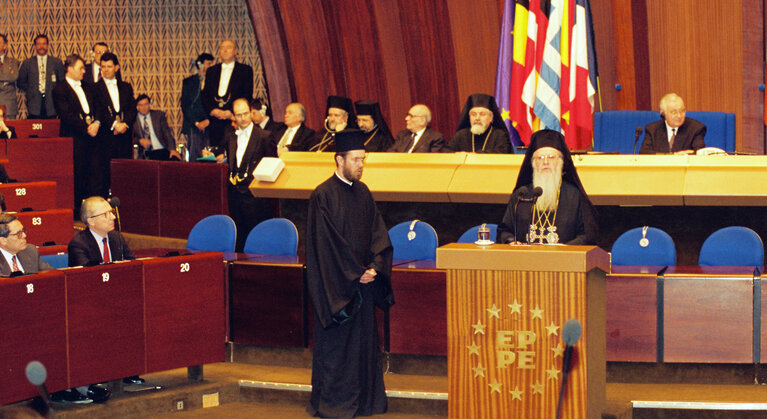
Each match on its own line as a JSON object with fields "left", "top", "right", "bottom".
{"left": 494, "top": 0, "right": 598, "bottom": 149}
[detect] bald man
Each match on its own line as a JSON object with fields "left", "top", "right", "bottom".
{"left": 639, "top": 93, "right": 706, "bottom": 154}
{"left": 387, "top": 104, "right": 444, "bottom": 153}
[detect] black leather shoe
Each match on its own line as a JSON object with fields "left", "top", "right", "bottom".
{"left": 86, "top": 385, "right": 111, "bottom": 403}
{"left": 51, "top": 389, "right": 93, "bottom": 404}
{"left": 123, "top": 375, "right": 145, "bottom": 385}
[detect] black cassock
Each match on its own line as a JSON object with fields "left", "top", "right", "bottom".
{"left": 497, "top": 181, "right": 595, "bottom": 245}
{"left": 306, "top": 174, "right": 394, "bottom": 418}
{"left": 363, "top": 129, "right": 394, "bottom": 153}
{"left": 445, "top": 127, "right": 512, "bottom": 153}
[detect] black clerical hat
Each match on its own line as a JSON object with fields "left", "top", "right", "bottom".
{"left": 354, "top": 101, "right": 376, "bottom": 116}
{"left": 326, "top": 95, "right": 353, "bottom": 114}
{"left": 455, "top": 93, "right": 509, "bottom": 133}
{"left": 334, "top": 129, "right": 366, "bottom": 152}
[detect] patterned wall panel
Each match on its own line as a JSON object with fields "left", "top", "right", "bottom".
{"left": 0, "top": 0, "right": 267, "bottom": 138}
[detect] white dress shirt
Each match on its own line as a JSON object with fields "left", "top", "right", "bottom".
{"left": 139, "top": 113, "right": 164, "bottom": 150}
{"left": 89, "top": 229, "right": 109, "bottom": 262}
{"left": 218, "top": 62, "right": 235, "bottom": 97}
{"left": 0, "top": 247, "right": 23, "bottom": 273}
{"left": 235, "top": 123, "right": 254, "bottom": 167}
{"left": 66, "top": 76, "right": 90, "bottom": 114}
{"left": 407, "top": 127, "right": 427, "bottom": 153}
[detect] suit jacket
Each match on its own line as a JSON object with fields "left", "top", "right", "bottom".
{"left": 180, "top": 74, "right": 207, "bottom": 134}
{"left": 132, "top": 109, "right": 177, "bottom": 150}
{"left": 83, "top": 61, "right": 122, "bottom": 88}
{"left": 201, "top": 62, "right": 253, "bottom": 113}
{"left": 639, "top": 118, "right": 707, "bottom": 154}
{"left": 0, "top": 244, "right": 53, "bottom": 276}
{"left": 226, "top": 123, "right": 276, "bottom": 194}
{"left": 262, "top": 117, "right": 284, "bottom": 134}
{"left": 68, "top": 228, "right": 135, "bottom": 267}
{"left": 17, "top": 55, "right": 65, "bottom": 116}
{"left": 95, "top": 78, "right": 137, "bottom": 132}
{"left": 272, "top": 123, "right": 317, "bottom": 151}
{"left": 0, "top": 55, "right": 20, "bottom": 117}
{"left": 389, "top": 127, "right": 445, "bottom": 153}
{"left": 52, "top": 78, "right": 105, "bottom": 139}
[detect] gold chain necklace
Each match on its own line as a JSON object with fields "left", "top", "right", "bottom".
{"left": 471, "top": 127, "right": 493, "bottom": 152}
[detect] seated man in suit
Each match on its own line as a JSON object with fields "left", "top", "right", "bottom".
{"left": 388, "top": 104, "right": 445, "bottom": 153}
{"left": 132, "top": 94, "right": 182, "bottom": 160}
{"left": 0, "top": 214, "right": 52, "bottom": 276}
{"left": 274, "top": 102, "right": 316, "bottom": 155}
{"left": 639, "top": 93, "right": 706, "bottom": 154}
{"left": 0, "top": 105, "right": 17, "bottom": 139}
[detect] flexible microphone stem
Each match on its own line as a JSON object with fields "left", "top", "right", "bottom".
{"left": 556, "top": 319, "right": 582, "bottom": 419}
{"left": 633, "top": 126, "right": 643, "bottom": 155}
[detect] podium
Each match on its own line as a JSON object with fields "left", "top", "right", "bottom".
{"left": 436, "top": 243, "right": 609, "bottom": 418}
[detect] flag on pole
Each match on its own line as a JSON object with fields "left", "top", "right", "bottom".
{"left": 494, "top": 0, "right": 598, "bottom": 149}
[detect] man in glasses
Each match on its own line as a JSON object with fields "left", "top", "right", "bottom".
{"left": 68, "top": 196, "right": 134, "bottom": 267}
{"left": 640, "top": 93, "right": 706, "bottom": 154}
{"left": 497, "top": 129, "right": 598, "bottom": 245}
{"left": 0, "top": 214, "right": 52, "bottom": 276}
{"left": 387, "top": 104, "right": 444, "bottom": 153}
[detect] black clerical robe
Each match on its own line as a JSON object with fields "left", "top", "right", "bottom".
{"left": 363, "top": 128, "right": 394, "bottom": 152}
{"left": 446, "top": 127, "right": 512, "bottom": 153}
{"left": 306, "top": 174, "right": 394, "bottom": 418}
{"left": 497, "top": 181, "right": 594, "bottom": 245}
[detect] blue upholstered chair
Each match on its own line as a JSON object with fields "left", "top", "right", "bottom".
{"left": 457, "top": 224, "right": 498, "bottom": 244}
{"left": 186, "top": 214, "right": 236, "bottom": 252}
{"left": 243, "top": 218, "right": 299, "bottom": 256}
{"left": 593, "top": 110, "right": 736, "bottom": 154}
{"left": 698, "top": 226, "right": 764, "bottom": 267}
{"left": 388, "top": 220, "right": 439, "bottom": 261}
{"left": 611, "top": 227, "right": 676, "bottom": 266}
{"left": 41, "top": 253, "right": 69, "bottom": 269}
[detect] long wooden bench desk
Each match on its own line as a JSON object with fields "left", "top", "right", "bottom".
{"left": 2, "top": 137, "right": 73, "bottom": 210}
{"left": 0, "top": 181, "right": 57, "bottom": 212}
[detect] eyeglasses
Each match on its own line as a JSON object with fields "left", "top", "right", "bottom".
{"left": 89, "top": 209, "right": 115, "bottom": 219}
{"left": 533, "top": 154, "right": 561, "bottom": 162}
{"left": 8, "top": 227, "right": 26, "bottom": 237}
{"left": 666, "top": 110, "right": 685, "bottom": 117}
{"left": 406, "top": 113, "right": 425, "bottom": 119}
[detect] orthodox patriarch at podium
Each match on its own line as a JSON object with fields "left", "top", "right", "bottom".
{"left": 497, "top": 129, "right": 598, "bottom": 245}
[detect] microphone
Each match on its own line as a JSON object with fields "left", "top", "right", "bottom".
{"left": 633, "top": 126, "right": 643, "bottom": 154}
{"left": 512, "top": 186, "right": 530, "bottom": 244}
{"left": 556, "top": 319, "right": 583, "bottom": 419}
{"left": 530, "top": 186, "right": 543, "bottom": 199}
{"left": 25, "top": 361, "right": 51, "bottom": 415}
{"left": 108, "top": 196, "right": 122, "bottom": 233}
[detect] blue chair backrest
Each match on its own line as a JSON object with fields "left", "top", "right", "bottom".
{"left": 457, "top": 224, "right": 498, "bottom": 244}
{"left": 186, "top": 214, "right": 236, "bottom": 252}
{"left": 388, "top": 220, "right": 439, "bottom": 261}
{"left": 243, "top": 218, "right": 298, "bottom": 256}
{"left": 41, "top": 253, "right": 69, "bottom": 269}
{"left": 699, "top": 226, "right": 764, "bottom": 267}
{"left": 593, "top": 110, "right": 735, "bottom": 154}
{"left": 611, "top": 227, "right": 676, "bottom": 266}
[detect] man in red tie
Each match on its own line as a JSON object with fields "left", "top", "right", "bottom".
{"left": 67, "top": 196, "right": 134, "bottom": 267}
{"left": 0, "top": 214, "right": 52, "bottom": 276}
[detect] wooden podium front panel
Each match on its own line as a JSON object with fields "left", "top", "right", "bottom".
{"left": 664, "top": 276, "right": 752, "bottom": 363}
{"left": 15, "top": 209, "right": 73, "bottom": 246}
{"left": 65, "top": 263, "right": 145, "bottom": 386}
{"left": 605, "top": 273, "right": 657, "bottom": 362}
{"left": 111, "top": 159, "right": 161, "bottom": 236}
{"left": 388, "top": 266, "right": 447, "bottom": 355}
{"left": 143, "top": 253, "right": 226, "bottom": 371}
{"left": 0, "top": 271, "right": 68, "bottom": 404}
{"left": 447, "top": 268, "right": 605, "bottom": 418}
{"left": 0, "top": 181, "right": 57, "bottom": 211}
{"left": 159, "top": 162, "right": 228, "bottom": 238}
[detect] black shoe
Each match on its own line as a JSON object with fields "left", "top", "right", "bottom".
{"left": 51, "top": 389, "right": 93, "bottom": 404}
{"left": 123, "top": 375, "right": 145, "bottom": 385}
{"left": 86, "top": 385, "right": 111, "bottom": 403}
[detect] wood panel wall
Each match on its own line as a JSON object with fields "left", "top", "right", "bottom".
{"left": 251, "top": 0, "right": 764, "bottom": 152}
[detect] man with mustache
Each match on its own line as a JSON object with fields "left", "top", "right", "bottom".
{"left": 445, "top": 93, "right": 514, "bottom": 153}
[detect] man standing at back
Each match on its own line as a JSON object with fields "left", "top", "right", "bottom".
{"left": 306, "top": 129, "right": 394, "bottom": 417}
{"left": 18, "top": 34, "right": 64, "bottom": 119}
{"left": 0, "top": 35, "right": 20, "bottom": 120}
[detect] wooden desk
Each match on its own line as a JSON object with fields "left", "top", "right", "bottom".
{"left": 13, "top": 209, "right": 73, "bottom": 246}
{"left": 6, "top": 119, "right": 60, "bottom": 138}
{"left": 111, "top": 159, "right": 160, "bottom": 236}
{"left": 4, "top": 137, "right": 73, "bottom": 209}
{"left": 0, "top": 181, "right": 57, "bottom": 211}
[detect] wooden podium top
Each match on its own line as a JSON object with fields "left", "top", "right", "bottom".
{"left": 436, "top": 242, "right": 610, "bottom": 273}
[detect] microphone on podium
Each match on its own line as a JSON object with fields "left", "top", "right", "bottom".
{"left": 633, "top": 126, "right": 643, "bottom": 155}
{"left": 511, "top": 186, "right": 530, "bottom": 243}
{"left": 108, "top": 196, "right": 121, "bottom": 232}
{"left": 556, "top": 319, "right": 582, "bottom": 419}
{"left": 25, "top": 360, "right": 51, "bottom": 416}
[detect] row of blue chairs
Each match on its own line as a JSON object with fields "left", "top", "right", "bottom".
{"left": 186, "top": 215, "right": 299, "bottom": 256}
{"left": 612, "top": 226, "right": 764, "bottom": 267}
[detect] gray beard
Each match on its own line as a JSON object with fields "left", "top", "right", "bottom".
{"left": 470, "top": 124, "right": 488, "bottom": 135}
{"left": 532, "top": 165, "right": 562, "bottom": 212}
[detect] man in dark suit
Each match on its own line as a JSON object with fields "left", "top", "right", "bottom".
{"left": 52, "top": 54, "right": 107, "bottom": 212}
{"left": 640, "top": 93, "right": 706, "bottom": 154}
{"left": 17, "top": 34, "right": 65, "bottom": 119}
{"left": 388, "top": 104, "right": 445, "bottom": 153}
{"left": 251, "top": 97, "right": 283, "bottom": 133}
{"left": 223, "top": 98, "right": 276, "bottom": 252}
{"left": 132, "top": 94, "right": 181, "bottom": 161}
{"left": 274, "top": 102, "right": 316, "bottom": 155}
{"left": 181, "top": 52, "right": 214, "bottom": 161}
{"left": 83, "top": 42, "right": 109, "bottom": 88}
{"left": 0, "top": 34, "right": 21, "bottom": 120}
{"left": 201, "top": 40, "right": 253, "bottom": 150}
{"left": 68, "top": 196, "right": 135, "bottom": 267}
{"left": 0, "top": 214, "right": 52, "bottom": 276}
{"left": 95, "top": 52, "right": 136, "bottom": 160}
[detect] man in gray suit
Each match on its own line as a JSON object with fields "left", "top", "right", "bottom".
{"left": 17, "top": 34, "right": 65, "bottom": 119}
{"left": 0, "top": 34, "right": 20, "bottom": 120}
{"left": 0, "top": 214, "right": 52, "bottom": 276}
{"left": 132, "top": 94, "right": 181, "bottom": 160}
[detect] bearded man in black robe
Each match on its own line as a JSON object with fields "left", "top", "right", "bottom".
{"left": 445, "top": 93, "right": 514, "bottom": 154}
{"left": 497, "top": 129, "right": 598, "bottom": 245}
{"left": 306, "top": 129, "right": 394, "bottom": 417}
{"left": 354, "top": 100, "right": 394, "bottom": 152}
{"left": 310, "top": 95, "right": 358, "bottom": 152}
